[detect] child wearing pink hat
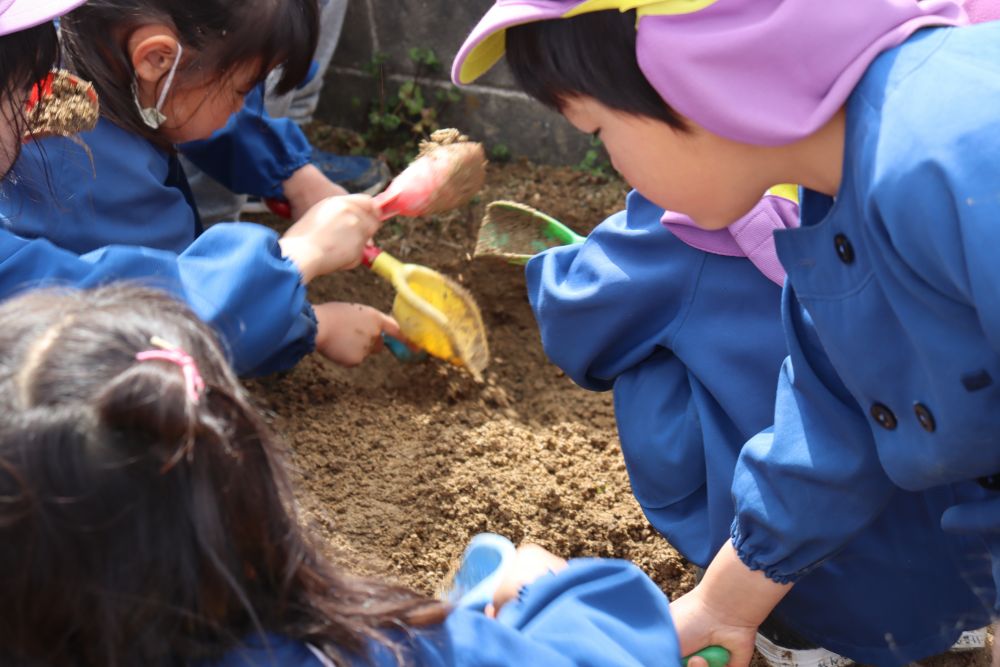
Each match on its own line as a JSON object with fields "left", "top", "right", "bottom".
{"left": 454, "top": 1, "right": 1000, "bottom": 666}
{"left": 0, "top": 0, "right": 398, "bottom": 377}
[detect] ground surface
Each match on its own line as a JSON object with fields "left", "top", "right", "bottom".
{"left": 247, "top": 148, "right": 991, "bottom": 667}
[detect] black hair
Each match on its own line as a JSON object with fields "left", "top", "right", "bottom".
{"left": 60, "top": 0, "right": 320, "bottom": 149}
{"left": 0, "top": 21, "right": 60, "bottom": 179}
{"left": 0, "top": 284, "right": 446, "bottom": 666}
{"left": 505, "top": 9, "right": 686, "bottom": 129}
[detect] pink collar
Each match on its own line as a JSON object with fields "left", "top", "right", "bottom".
{"left": 662, "top": 192, "right": 799, "bottom": 286}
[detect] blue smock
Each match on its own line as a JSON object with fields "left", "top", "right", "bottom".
{"left": 206, "top": 559, "right": 681, "bottom": 667}
{"left": 527, "top": 192, "right": 992, "bottom": 665}
{"left": 526, "top": 191, "right": 787, "bottom": 568}
{"left": 0, "top": 87, "right": 316, "bottom": 375}
{"left": 732, "top": 22, "right": 1000, "bottom": 664}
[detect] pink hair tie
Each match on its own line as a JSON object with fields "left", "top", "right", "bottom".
{"left": 135, "top": 336, "right": 206, "bottom": 404}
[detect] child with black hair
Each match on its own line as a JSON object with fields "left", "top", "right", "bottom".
{"left": 453, "top": 2, "right": 998, "bottom": 666}
{"left": 0, "top": 0, "right": 397, "bottom": 377}
{"left": 0, "top": 282, "right": 683, "bottom": 667}
{"left": 454, "top": 1, "right": 1000, "bottom": 666}
{"left": 181, "top": 0, "right": 393, "bottom": 225}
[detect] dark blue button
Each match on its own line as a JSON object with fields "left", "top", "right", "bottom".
{"left": 962, "top": 370, "right": 993, "bottom": 392}
{"left": 913, "top": 403, "right": 935, "bottom": 433}
{"left": 978, "top": 474, "right": 1000, "bottom": 491}
{"left": 834, "top": 234, "right": 855, "bottom": 264}
{"left": 870, "top": 403, "right": 897, "bottom": 430}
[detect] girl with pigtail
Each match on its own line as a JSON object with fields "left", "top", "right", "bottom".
{"left": 0, "top": 283, "right": 683, "bottom": 666}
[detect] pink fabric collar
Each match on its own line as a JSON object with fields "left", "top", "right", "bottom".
{"left": 662, "top": 194, "right": 799, "bottom": 286}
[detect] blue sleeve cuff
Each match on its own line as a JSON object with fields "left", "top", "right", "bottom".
{"left": 172, "top": 223, "right": 315, "bottom": 375}
{"left": 730, "top": 522, "right": 803, "bottom": 585}
{"left": 179, "top": 85, "right": 313, "bottom": 199}
{"left": 242, "top": 299, "right": 318, "bottom": 377}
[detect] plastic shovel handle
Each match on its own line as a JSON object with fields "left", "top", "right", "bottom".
{"left": 681, "top": 646, "right": 730, "bottom": 667}
{"left": 264, "top": 197, "right": 293, "bottom": 219}
{"left": 382, "top": 333, "right": 428, "bottom": 363}
{"left": 362, "top": 244, "right": 383, "bottom": 268}
{"left": 373, "top": 190, "right": 403, "bottom": 221}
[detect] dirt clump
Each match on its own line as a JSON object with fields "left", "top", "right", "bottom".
{"left": 26, "top": 70, "right": 99, "bottom": 138}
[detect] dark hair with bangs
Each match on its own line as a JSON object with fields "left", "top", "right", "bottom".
{"left": 0, "top": 284, "right": 446, "bottom": 666}
{"left": 59, "top": 0, "right": 319, "bottom": 150}
{"left": 505, "top": 9, "right": 686, "bottom": 130}
{"left": 0, "top": 21, "right": 60, "bottom": 179}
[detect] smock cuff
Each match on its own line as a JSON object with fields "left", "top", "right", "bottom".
{"left": 497, "top": 569, "right": 562, "bottom": 621}
{"left": 730, "top": 522, "right": 805, "bottom": 585}
{"left": 266, "top": 155, "right": 311, "bottom": 200}
{"left": 243, "top": 296, "right": 318, "bottom": 377}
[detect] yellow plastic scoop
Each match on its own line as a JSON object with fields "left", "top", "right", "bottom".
{"left": 363, "top": 245, "right": 489, "bottom": 379}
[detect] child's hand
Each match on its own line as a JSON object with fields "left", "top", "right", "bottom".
{"left": 313, "top": 301, "right": 402, "bottom": 367}
{"left": 279, "top": 195, "right": 381, "bottom": 283}
{"left": 670, "top": 584, "right": 761, "bottom": 667}
{"left": 671, "top": 542, "right": 788, "bottom": 667}
{"left": 283, "top": 164, "right": 349, "bottom": 221}
{"left": 486, "top": 544, "right": 568, "bottom": 617}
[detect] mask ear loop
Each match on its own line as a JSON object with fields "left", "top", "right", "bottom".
{"left": 133, "top": 42, "right": 184, "bottom": 129}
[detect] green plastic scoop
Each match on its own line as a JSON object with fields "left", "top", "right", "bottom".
{"left": 475, "top": 200, "right": 585, "bottom": 265}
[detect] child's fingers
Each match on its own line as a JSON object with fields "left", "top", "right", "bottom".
{"left": 491, "top": 544, "right": 568, "bottom": 612}
{"left": 378, "top": 312, "right": 403, "bottom": 340}
{"left": 339, "top": 194, "right": 380, "bottom": 222}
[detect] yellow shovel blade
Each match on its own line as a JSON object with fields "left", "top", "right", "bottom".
{"left": 371, "top": 252, "right": 490, "bottom": 379}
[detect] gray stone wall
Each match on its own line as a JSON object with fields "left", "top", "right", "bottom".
{"left": 315, "top": 0, "right": 594, "bottom": 164}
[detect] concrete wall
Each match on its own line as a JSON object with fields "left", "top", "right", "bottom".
{"left": 315, "top": 0, "right": 594, "bottom": 164}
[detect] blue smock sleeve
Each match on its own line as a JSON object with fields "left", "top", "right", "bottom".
{"left": 0, "top": 224, "right": 315, "bottom": 376}
{"left": 730, "top": 292, "right": 896, "bottom": 584}
{"left": 482, "top": 558, "right": 679, "bottom": 666}
{"left": 374, "top": 559, "right": 680, "bottom": 666}
{"left": 525, "top": 191, "right": 703, "bottom": 392}
{"left": 207, "top": 560, "right": 680, "bottom": 667}
{"left": 179, "top": 85, "right": 312, "bottom": 199}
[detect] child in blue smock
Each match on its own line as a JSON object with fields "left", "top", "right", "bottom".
{"left": 453, "top": 2, "right": 995, "bottom": 665}
{"left": 526, "top": 190, "right": 792, "bottom": 569}
{"left": 0, "top": 283, "right": 682, "bottom": 667}
{"left": 453, "top": 0, "right": 1000, "bottom": 665}
{"left": 0, "top": 0, "right": 396, "bottom": 376}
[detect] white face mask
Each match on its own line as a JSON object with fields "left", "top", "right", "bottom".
{"left": 133, "top": 42, "right": 184, "bottom": 129}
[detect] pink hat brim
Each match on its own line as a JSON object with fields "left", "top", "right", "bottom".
{"left": 0, "top": 0, "right": 87, "bottom": 37}
{"left": 452, "top": 1, "right": 584, "bottom": 85}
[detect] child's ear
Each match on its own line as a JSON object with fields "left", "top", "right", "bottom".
{"left": 128, "top": 25, "right": 182, "bottom": 85}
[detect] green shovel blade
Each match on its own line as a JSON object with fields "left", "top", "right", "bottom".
{"left": 475, "top": 200, "right": 586, "bottom": 265}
